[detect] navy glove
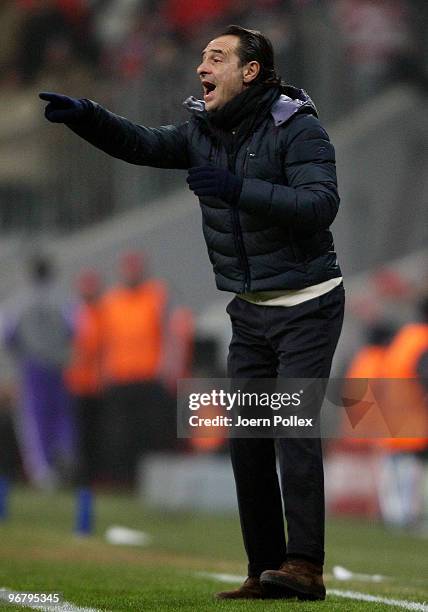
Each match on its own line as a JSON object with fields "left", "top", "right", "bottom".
{"left": 187, "top": 166, "right": 243, "bottom": 205}
{"left": 39, "top": 92, "right": 90, "bottom": 123}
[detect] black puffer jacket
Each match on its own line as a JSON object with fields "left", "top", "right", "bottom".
{"left": 70, "top": 85, "right": 341, "bottom": 293}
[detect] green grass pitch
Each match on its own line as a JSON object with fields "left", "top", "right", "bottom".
{"left": 0, "top": 486, "right": 427, "bottom": 611}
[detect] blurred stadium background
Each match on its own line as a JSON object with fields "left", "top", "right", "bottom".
{"left": 0, "top": 1, "right": 427, "bottom": 610}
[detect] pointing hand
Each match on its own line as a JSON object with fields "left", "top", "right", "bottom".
{"left": 39, "top": 92, "right": 90, "bottom": 123}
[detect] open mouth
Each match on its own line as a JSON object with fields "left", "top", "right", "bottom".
{"left": 202, "top": 80, "right": 216, "bottom": 101}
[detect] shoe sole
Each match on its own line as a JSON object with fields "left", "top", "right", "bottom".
{"left": 262, "top": 584, "right": 295, "bottom": 600}
{"left": 214, "top": 586, "right": 293, "bottom": 600}
{"left": 260, "top": 574, "right": 326, "bottom": 601}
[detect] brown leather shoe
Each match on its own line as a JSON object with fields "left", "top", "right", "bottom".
{"left": 215, "top": 577, "right": 263, "bottom": 599}
{"left": 215, "top": 576, "right": 294, "bottom": 600}
{"left": 260, "top": 559, "right": 326, "bottom": 600}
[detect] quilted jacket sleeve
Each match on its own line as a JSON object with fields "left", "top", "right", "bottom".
{"left": 66, "top": 100, "right": 190, "bottom": 169}
{"left": 238, "top": 113, "right": 339, "bottom": 232}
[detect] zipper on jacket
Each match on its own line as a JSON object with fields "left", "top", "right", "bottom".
{"left": 231, "top": 142, "right": 253, "bottom": 293}
{"left": 232, "top": 206, "right": 249, "bottom": 292}
{"left": 212, "top": 141, "right": 246, "bottom": 290}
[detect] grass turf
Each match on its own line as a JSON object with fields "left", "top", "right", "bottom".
{"left": 0, "top": 486, "right": 427, "bottom": 611}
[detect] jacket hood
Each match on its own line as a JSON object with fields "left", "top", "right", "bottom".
{"left": 272, "top": 85, "right": 318, "bottom": 126}
{"left": 183, "top": 84, "right": 317, "bottom": 127}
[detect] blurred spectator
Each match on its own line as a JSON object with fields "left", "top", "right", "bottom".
{"left": 65, "top": 269, "right": 103, "bottom": 486}
{"left": 337, "top": 321, "right": 397, "bottom": 516}
{"left": 16, "top": 0, "right": 99, "bottom": 85}
{"left": 376, "top": 296, "right": 428, "bottom": 528}
{"left": 342, "top": 313, "right": 428, "bottom": 526}
{"left": 113, "top": 13, "right": 154, "bottom": 82}
{"left": 159, "top": 0, "right": 233, "bottom": 40}
{"left": 93, "top": 0, "right": 142, "bottom": 51}
{"left": 342, "top": 320, "right": 396, "bottom": 446}
{"left": 0, "top": 1, "right": 24, "bottom": 86}
{"left": 98, "top": 251, "right": 169, "bottom": 486}
{"left": 343, "top": 300, "right": 428, "bottom": 527}
{"left": 333, "top": 0, "right": 415, "bottom": 100}
{"left": 3, "top": 255, "right": 74, "bottom": 489}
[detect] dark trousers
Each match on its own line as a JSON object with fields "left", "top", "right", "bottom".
{"left": 74, "top": 394, "right": 103, "bottom": 486}
{"left": 102, "top": 381, "right": 174, "bottom": 486}
{"left": 226, "top": 284, "right": 345, "bottom": 577}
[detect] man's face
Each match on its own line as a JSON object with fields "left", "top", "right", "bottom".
{"left": 197, "top": 35, "right": 249, "bottom": 111}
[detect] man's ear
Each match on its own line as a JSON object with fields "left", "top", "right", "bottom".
{"left": 243, "top": 61, "right": 260, "bottom": 84}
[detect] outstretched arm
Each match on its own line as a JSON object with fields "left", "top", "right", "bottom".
{"left": 39, "top": 93, "right": 190, "bottom": 170}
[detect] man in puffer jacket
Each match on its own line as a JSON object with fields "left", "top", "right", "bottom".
{"left": 39, "top": 24, "right": 344, "bottom": 601}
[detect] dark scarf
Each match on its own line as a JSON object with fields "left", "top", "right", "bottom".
{"left": 198, "top": 83, "right": 282, "bottom": 169}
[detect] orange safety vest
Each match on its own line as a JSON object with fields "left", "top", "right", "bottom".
{"left": 379, "top": 324, "right": 428, "bottom": 452}
{"left": 65, "top": 301, "right": 103, "bottom": 396}
{"left": 342, "top": 345, "right": 389, "bottom": 445}
{"left": 342, "top": 330, "right": 428, "bottom": 451}
{"left": 383, "top": 324, "right": 428, "bottom": 378}
{"left": 100, "top": 280, "right": 167, "bottom": 385}
{"left": 346, "top": 345, "right": 386, "bottom": 379}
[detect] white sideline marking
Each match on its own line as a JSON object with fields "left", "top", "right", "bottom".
{"left": 333, "top": 564, "right": 388, "bottom": 583}
{"left": 196, "top": 572, "right": 428, "bottom": 611}
{"left": 104, "top": 525, "right": 152, "bottom": 547}
{"left": 0, "top": 588, "right": 105, "bottom": 612}
{"left": 328, "top": 590, "right": 428, "bottom": 611}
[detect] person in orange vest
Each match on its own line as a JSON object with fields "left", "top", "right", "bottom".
{"left": 343, "top": 306, "right": 428, "bottom": 528}
{"left": 342, "top": 322, "right": 396, "bottom": 446}
{"left": 338, "top": 323, "right": 396, "bottom": 517}
{"left": 65, "top": 269, "right": 103, "bottom": 486}
{"left": 377, "top": 296, "right": 428, "bottom": 528}
{"left": 99, "top": 251, "right": 169, "bottom": 486}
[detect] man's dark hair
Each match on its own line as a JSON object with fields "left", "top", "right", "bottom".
{"left": 220, "top": 24, "right": 282, "bottom": 87}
